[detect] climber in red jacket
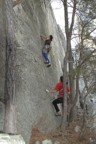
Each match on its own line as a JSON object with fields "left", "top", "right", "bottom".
{"left": 46, "top": 76, "right": 70, "bottom": 116}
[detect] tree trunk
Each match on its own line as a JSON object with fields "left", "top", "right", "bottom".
{"left": 4, "top": 0, "right": 17, "bottom": 133}
{"left": 63, "top": 0, "right": 77, "bottom": 122}
{"left": 61, "top": 55, "right": 68, "bottom": 130}
{"left": 67, "top": 38, "right": 75, "bottom": 122}
{"left": 69, "top": 73, "right": 79, "bottom": 121}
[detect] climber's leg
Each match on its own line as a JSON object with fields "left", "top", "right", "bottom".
{"left": 52, "top": 98, "right": 63, "bottom": 112}
{"left": 42, "top": 51, "right": 50, "bottom": 63}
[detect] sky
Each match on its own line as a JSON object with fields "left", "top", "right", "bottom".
{"left": 51, "top": 0, "right": 64, "bottom": 32}
{"left": 51, "top": 0, "right": 96, "bottom": 50}
{"left": 51, "top": 0, "right": 78, "bottom": 48}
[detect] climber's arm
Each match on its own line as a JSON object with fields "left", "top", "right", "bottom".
{"left": 46, "top": 83, "right": 60, "bottom": 94}
{"left": 40, "top": 35, "right": 48, "bottom": 41}
{"left": 46, "top": 89, "right": 57, "bottom": 93}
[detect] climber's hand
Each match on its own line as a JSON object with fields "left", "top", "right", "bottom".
{"left": 46, "top": 89, "right": 49, "bottom": 93}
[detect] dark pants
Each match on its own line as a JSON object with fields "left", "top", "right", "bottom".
{"left": 52, "top": 97, "right": 63, "bottom": 112}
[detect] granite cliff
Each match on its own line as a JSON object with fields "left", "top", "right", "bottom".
{"left": 0, "top": 0, "right": 66, "bottom": 143}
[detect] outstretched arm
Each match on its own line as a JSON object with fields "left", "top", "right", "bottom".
{"left": 40, "top": 35, "right": 48, "bottom": 41}
{"left": 46, "top": 83, "right": 59, "bottom": 94}
{"left": 46, "top": 89, "right": 57, "bottom": 93}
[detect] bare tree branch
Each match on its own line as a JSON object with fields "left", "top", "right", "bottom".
{"left": 69, "top": 0, "right": 77, "bottom": 37}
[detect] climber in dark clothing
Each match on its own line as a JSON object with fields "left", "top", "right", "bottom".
{"left": 40, "top": 35, "right": 53, "bottom": 67}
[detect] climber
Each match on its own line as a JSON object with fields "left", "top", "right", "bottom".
{"left": 40, "top": 34, "right": 53, "bottom": 67}
{"left": 46, "top": 76, "right": 70, "bottom": 116}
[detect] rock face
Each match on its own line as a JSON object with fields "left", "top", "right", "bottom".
{"left": 0, "top": 0, "right": 6, "bottom": 132}
{"left": 0, "top": 0, "right": 66, "bottom": 143}
{"left": 0, "top": 134, "right": 25, "bottom": 144}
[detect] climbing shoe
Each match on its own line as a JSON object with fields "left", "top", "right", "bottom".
{"left": 44, "top": 61, "right": 49, "bottom": 64}
{"left": 55, "top": 111, "right": 61, "bottom": 116}
{"left": 47, "top": 63, "right": 51, "bottom": 67}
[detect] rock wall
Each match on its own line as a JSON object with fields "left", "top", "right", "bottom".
{"left": 0, "top": 0, "right": 66, "bottom": 143}
{"left": 0, "top": 0, "right": 6, "bottom": 131}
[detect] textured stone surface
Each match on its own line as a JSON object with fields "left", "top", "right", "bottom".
{"left": 0, "top": 134, "right": 25, "bottom": 144}
{"left": 0, "top": 0, "right": 66, "bottom": 143}
{"left": 0, "top": 1, "right": 6, "bottom": 96}
{"left": 0, "top": 0, "right": 6, "bottom": 132}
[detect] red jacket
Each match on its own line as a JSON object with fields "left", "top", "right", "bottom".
{"left": 54, "top": 82, "right": 70, "bottom": 98}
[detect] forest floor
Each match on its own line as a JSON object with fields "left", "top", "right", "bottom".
{"left": 30, "top": 119, "right": 95, "bottom": 144}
